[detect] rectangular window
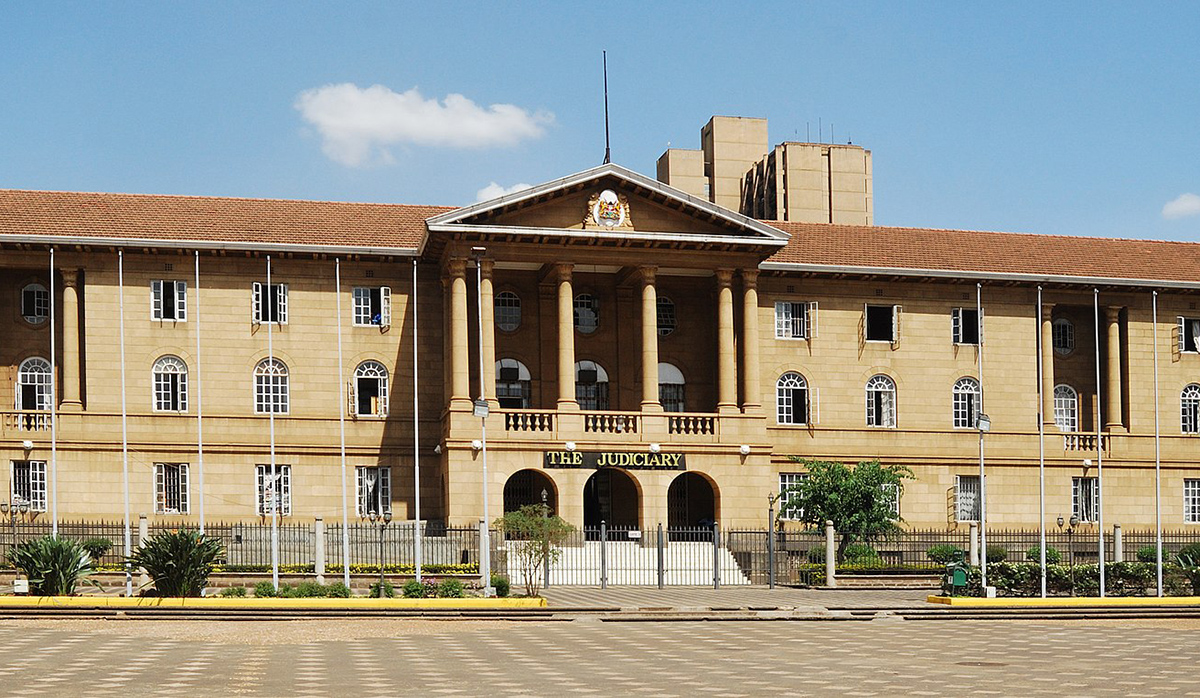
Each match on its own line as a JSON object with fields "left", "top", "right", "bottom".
{"left": 865, "top": 304, "right": 900, "bottom": 342}
{"left": 881, "top": 482, "right": 901, "bottom": 517}
{"left": 154, "top": 462, "right": 190, "bottom": 515}
{"left": 151, "top": 280, "right": 188, "bottom": 321}
{"left": 1180, "top": 317, "right": 1200, "bottom": 354}
{"left": 10, "top": 460, "right": 47, "bottom": 512}
{"left": 252, "top": 282, "right": 288, "bottom": 324}
{"left": 774, "top": 301, "right": 817, "bottom": 339}
{"left": 778, "top": 473, "right": 809, "bottom": 521}
{"left": 356, "top": 466, "right": 392, "bottom": 517}
{"left": 1186, "top": 479, "right": 1200, "bottom": 524}
{"left": 955, "top": 475, "right": 980, "bottom": 522}
{"left": 1072, "top": 476, "right": 1099, "bottom": 523}
{"left": 353, "top": 286, "right": 391, "bottom": 327}
{"left": 952, "top": 308, "right": 980, "bottom": 345}
{"left": 21, "top": 285, "right": 49, "bottom": 322}
{"left": 256, "top": 464, "right": 292, "bottom": 516}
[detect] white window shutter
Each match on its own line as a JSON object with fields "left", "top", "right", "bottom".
{"left": 893, "top": 305, "right": 903, "bottom": 345}
{"left": 281, "top": 466, "right": 291, "bottom": 516}
{"left": 175, "top": 281, "right": 187, "bottom": 321}
{"left": 152, "top": 280, "right": 163, "bottom": 320}
{"left": 951, "top": 307, "right": 961, "bottom": 343}
{"left": 277, "top": 284, "right": 289, "bottom": 324}
{"left": 380, "top": 286, "right": 392, "bottom": 327}
{"left": 355, "top": 467, "right": 365, "bottom": 517}
{"left": 379, "top": 378, "right": 389, "bottom": 417}
{"left": 252, "top": 282, "right": 262, "bottom": 323}
{"left": 861, "top": 302, "right": 868, "bottom": 344}
{"left": 381, "top": 467, "right": 391, "bottom": 514}
{"left": 1173, "top": 318, "right": 1183, "bottom": 361}
{"left": 775, "top": 302, "right": 788, "bottom": 338}
{"left": 813, "top": 387, "right": 820, "bottom": 425}
{"left": 347, "top": 380, "right": 357, "bottom": 417}
{"left": 180, "top": 463, "right": 190, "bottom": 514}
{"left": 978, "top": 306, "right": 984, "bottom": 345}
{"left": 807, "top": 301, "right": 818, "bottom": 338}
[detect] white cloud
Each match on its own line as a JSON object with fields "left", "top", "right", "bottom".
{"left": 1163, "top": 193, "right": 1200, "bottom": 220}
{"left": 294, "top": 83, "right": 554, "bottom": 167}
{"left": 476, "top": 181, "right": 534, "bottom": 202}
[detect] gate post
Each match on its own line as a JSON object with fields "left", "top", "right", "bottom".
{"left": 712, "top": 522, "right": 721, "bottom": 590}
{"left": 657, "top": 523, "right": 665, "bottom": 589}
{"left": 1114, "top": 523, "right": 1123, "bottom": 562}
{"left": 824, "top": 520, "right": 836, "bottom": 589}
{"left": 600, "top": 520, "right": 608, "bottom": 589}
{"left": 314, "top": 516, "right": 326, "bottom": 584}
{"left": 969, "top": 521, "right": 979, "bottom": 566}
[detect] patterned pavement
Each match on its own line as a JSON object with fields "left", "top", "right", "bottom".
{"left": 541, "top": 586, "right": 933, "bottom": 609}
{"left": 2, "top": 616, "right": 1199, "bottom": 696}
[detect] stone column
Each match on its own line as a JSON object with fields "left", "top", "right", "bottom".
{"left": 1041, "top": 304, "right": 1055, "bottom": 427}
{"left": 479, "top": 258, "right": 498, "bottom": 407}
{"left": 60, "top": 270, "right": 83, "bottom": 410}
{"left": 555, "top": 263, "right": 577, "bottom": 409}
{"left": 447, "top": 258, "right": 471, "bottom": 409}
{"left": 640, "top": 266, "right": 661, "bottom": 411}
{"left": 740, "top": 269, "right": 761, "bottom": 413}
{"left": 1104, "top": 306, "right": 1123, "bottom": 431}
{"left": 716, "top": 268, "right": 737, "bottom": 413}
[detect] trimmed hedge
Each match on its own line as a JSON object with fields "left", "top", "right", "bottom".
{"left": 961, "top": 561, "right": 1192, "bottom": 597}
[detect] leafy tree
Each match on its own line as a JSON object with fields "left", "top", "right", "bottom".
{"left": 494, "top": 504, "right": 574, "bottom": 597}
{"left": 779, "top": 458, "right": 913, "bottom": 563}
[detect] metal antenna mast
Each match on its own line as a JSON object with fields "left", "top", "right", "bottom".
{"left": 603, "top": 51, "right": 611, "bottom": 164}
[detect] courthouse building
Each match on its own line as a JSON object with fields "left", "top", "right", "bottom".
{"left": 4, "top": 115, "right": 1200, "bottom": 532}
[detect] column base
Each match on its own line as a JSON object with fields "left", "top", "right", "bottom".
{"left": 1104, "top": 423, "right": 1127, "bottom": 434}
{"left": 640, "top": 401, "right": 664, "bottom": 413}
{"left": 449, "top": 397, "right": 473, "bottom": 411}
{"left": 59, "top": 400, "right": 83, "bottom": 412}
{"left": 716, "top": 403, "right": 739, "bottom": 415}
{"left": 741, "top": 403, "right": 763, "bottom": 415}
{"left": 556, "top": 399, "right": 580, "bottom": 411}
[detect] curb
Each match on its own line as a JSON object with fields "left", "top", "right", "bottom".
{"left": 0, "top": 596, "right": 546, "bottom": 610}
{"left": 928, "top": 595, "right": 1200, "bottom": 607}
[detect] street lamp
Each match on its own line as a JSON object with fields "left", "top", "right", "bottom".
{"left": 1058, "top": 514, "right": 1078, "bottom": 596}
{"left": 977, "top": 410, "right": 990, "bottom": 591}
{"left": 0, "top": 499, "right": 31, "bottom": 552}
{"left": 472, "top": 246, "right": 495, "bottom": 597}
{"left": 367, "top": 510, "right": 393, "bottom": 597}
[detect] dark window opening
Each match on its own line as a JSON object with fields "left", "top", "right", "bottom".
{"left": 865, "top": 305, "right": 894, "bottom": 341}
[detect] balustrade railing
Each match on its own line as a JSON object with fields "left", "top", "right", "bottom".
{"left": 1063, "top": 434, "right": 1108, "bottom": 451}
{"left": 2, "top": 411, "right": 50, "bottom": 432}
{"left": 503, "top": 410, "right": 555, "bottom": 433}
{"left": 583, "top": 412, "right": 639, "bottom": 434}
{"left": 668, "top": 414, "right": 716, "bottom": 436}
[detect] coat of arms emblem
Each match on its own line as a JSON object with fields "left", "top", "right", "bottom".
{"left": 585, "top": 189, "right": 632, "bottom": 229}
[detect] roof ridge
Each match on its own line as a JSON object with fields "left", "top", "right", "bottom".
{"left": 0, "top": 188, "right": 459, "bottom": 210}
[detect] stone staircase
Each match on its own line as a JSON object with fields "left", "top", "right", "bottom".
{"left": 502, "top": 540, "right": 753, "bottom": 586}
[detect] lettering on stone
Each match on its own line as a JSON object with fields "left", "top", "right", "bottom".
{"left": 543, "top": 451, "right": 686, "bottom": 470}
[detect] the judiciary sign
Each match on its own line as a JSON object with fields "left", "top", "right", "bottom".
{"left": 544, "top": 450, "right": 686, "bottom": 470}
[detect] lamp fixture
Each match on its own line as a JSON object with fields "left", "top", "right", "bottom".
{"left": 649, "top": 443, "right": 661, "bottom": 454}
{"left": 977, "top": 413, "right": 991, "bottom": 432}
{"left": 21, "top": 440, "right": 33, "bottom": 450}
{"left": 433, "top": 444, "right": 442, "bottom": 455}
{"left": 739, "top": 444, "right": 751, "bottom": 456}
{"left": 565, "top": 441, "right": 576, "bottom": 452}
{"left": 470, "top": 439, "right": 483, "bottom": 451}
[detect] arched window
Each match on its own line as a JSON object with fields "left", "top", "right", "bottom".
{"left": 574, "top": 294, "right": 599, "bottom": 334}
{"left": 658, "top": 362, "right": 686, "bottom": 412}
{"left": 952, "top": 377, "right": 980, "bottom": 429}
{"left": 152, "top": 355, "right": 188, "bottom": 412}
{"left": 1183, "top": 384, "right": 1200, "bottom": 434}
{"left": 254, "top": 359, "right": 289, "bottom": 414}
{"left": 352, "top": 361, "right": 389, "bottom": 417}
{"left": 656, "top": 296, "right": 676, "bottom": 336}
{"left": 16, "top": 357, "right": 52, "bottom": 411}
{"left": 575, "top": 360, "right": 609, "bottom": 410}
{"left": 866, "top": 374, "right": 896, "bottom": 428}
{"left": 1053, "top": 384, "right": 1078, "bottom": 432}
{"left": 495, "top": 291, "right": 522, "bottom": 332}
{"left": 496, "top": 358, "right": 532, "bottom": 409}
{"left": 21, "top": 283, "right": 49, "bottom": 325}
{"left": 1053, "top": 318, "right": 1075, "bottom": 356}
{"left": 776, "top": 372, "right": 809, "bottom": 425}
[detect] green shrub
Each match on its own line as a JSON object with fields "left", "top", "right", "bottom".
{"left": 128, "top": 530, "right": 223, "bottom": 598}
{"left": 926, "top": 545, "right": 965, "bottom": 564}
{"left": 985, "top": 545, "right": 1008, "bottom": 563}
{"left": 1178, "top": 553, "right": 1200, "bottom": 595}
{"left": 294, "top": 581, "right": 326, "bottom": 598}
{"left": 325, "top": 582, "right": 351, "bottom": 598}
{"left": 1025, "top": 545, "right": 1062, "bottom": 564}
{"left": 1137, "top": 545, "right": 1162, "bottom": 563}
{"left": 80, "top": 537, "right": 113, "bottom": 562}
{"left": 219, "top": 586, "right": 247, "bottom": 598}
{"left": 8, "top": 536, "right": 94, "bottom": 596}
{"left": 437, "top": 578, "right": 465, "bottom": 598}
{"left": 253, "top": 581, "right": 277, "bottom": 598}
{"left": 369, "top": 580, "right": 395, "bottom": 598}
{"left": 491, "top": 574, "right": 510, "bottom": 598}
{"left": 1178, "top": 543, "right": 1200, "bottom": 564}
{"left": 402, "top": 580, "right": 425, "bottom": 598}
{"left": 275, "top": 583, "right": 297, "bottom": 598}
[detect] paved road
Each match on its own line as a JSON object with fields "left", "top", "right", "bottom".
{"left": 542, "top": 586, "right": 933, "bottom": 609}
{"left": 2, "top": 616, "right": 1197, "bottom": 696}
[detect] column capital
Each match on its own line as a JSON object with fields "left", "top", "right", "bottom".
{"left": 715, "top": 268, "right": 735, "bottom": 288}
{"left": 740, "top": 268, "right": 759, "bottom": 288}
{"left": 638, "top": 265, "right": 657, "bottom": 286}
{"left": 1104, "top": 305, "right": 1123, "bottom": 322}
{"left": 1041, "top": 303, "right": 1055, "bottom": 321}
{"left": 61, "top": 269, "right": 80, "bottom": 289}
{"left": 553, "top": 261, "right": 573, "bottom": 283}
{"left": 478, "top": 257, "right": 495, "bottom": 278}
{"left": 445, "top": 257, "right": 467, "bottom": 278}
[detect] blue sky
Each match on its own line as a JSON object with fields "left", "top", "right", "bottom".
{"left": 3, "top": 2, "right": 1198, "bottom": 240}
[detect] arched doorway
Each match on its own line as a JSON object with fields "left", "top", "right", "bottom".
{"left": 503, "top": 469, "right": 557, "bottom": 515}
{"left": 667, "top": 472, "right": 717, "bottom": 529}
{"left": 583, "top": 468, "right": 640, "bottom": 531}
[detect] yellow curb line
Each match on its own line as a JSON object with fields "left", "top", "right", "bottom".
{"left": 928, "top": 595, "right": 1200, "bottom": 607}
{"left": 0, "top": 596, "right": 547, "bottom": 609}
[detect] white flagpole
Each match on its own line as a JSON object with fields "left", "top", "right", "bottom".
{"left": 268, "top": 255, "right": 279, "bottom": 591}
{"left": 1037, "top": 286, "right": 1047, "bottom": 597}
{"left": 1153, "top": 291, "right": 1163, "bottom": 596}
{"left": 977, "top": 282, "right": 987, "bottom": 590}
{"left": 413, "top": 258, "right": 423, "bottom": 583}
{"left": 194, "top": 251, "right": 206, "bottom": 535}
{"left": 1094, "top": 289, "right": 1105, "bottom": 597}
{"left": 119, "top": 251, "right": 132, "bottom": 597}
{"left": 49, "top": 248, "right": 58, "bottom": 537}
{"left": 335, "top": 258, "right": 351, "bottom": 589}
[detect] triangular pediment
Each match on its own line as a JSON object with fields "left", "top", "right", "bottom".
{"left": 425, "top": 163, "right": 788, "bottom": 248}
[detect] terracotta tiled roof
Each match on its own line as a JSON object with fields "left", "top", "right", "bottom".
{"left": 764, "top": 220, "right": 1200, "bottom": 284}
{"left": 0, "top": 189, "right": 452, "bottom": 251}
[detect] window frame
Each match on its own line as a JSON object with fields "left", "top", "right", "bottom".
{"left": 955, "top": 474, "right": 980, "bottom": 522}
{"left": 356, "top": 465, "right": 392, "bottom": 517}
{"left": 495, "top": 291, "right": 522, "bottom": 332}
{"left": 775, "top": 372, "right": 809, "bottom": 426}
{"left": 951, "top": 307, "right": 981, "bottom": 345}
{"left": 1185, "top": 478, "right": 1200, "bottom": 524}
{"left": 1072, "top": 476, "right": 1099, "bottom": 523}
{"left": 658, "top": 362, "right": 686, "bottom": 412}
{"left": 573, "top": 294, "right": 599, "bottom": 334}
{"left": 151, "top": 280, "right": 188, "bottom": 322}
{"left": 496, "top": 358, "right": 532, "bottom": 409}
{"left": 778, "top": 472, "right": 809, "bottom": 521}
{"left": 10, "top": 460, "right": 47, "bottom": 512}
{"left": 574, "top": 360, "right": 609, "bottom": 410}
{"left": 255, "top": 464, "right": 292, "bottom": 516}
{"left": 864, "top": 304, "right": 901, "bottom": 344}
{"left": 352, "top": 286, "right": 391, "bottom": 327}
{"left": 1052, "top": 317, "right": 1075, "bottom": 356}
{"left": 252, "top": 282, "right": 289, "bottom": 325}
{"left": 152, "top": 355, "right": 189, "bottom": 412}
{"left": 1183, "top": 384, "right": 1200, "bottom": 434}
{"left": 865, "top": 374, "right": 897, "bottom": 428}
{"left": 20, "top": 283, "right": 49, "bottom": 325}
{"left": 153, "top": 462, "right": 190, "bottom": 515}
{"left": 656, "top": 296, "right": 677, "bottom": 337}
{"left": 775, "top": 301, "right": 818, "bottom": 340}
{"left": 16, "top": 357, "right": 52, "bottom": 411}
{"left": 1053, "top": 384, "right": 1079, "bottom": 433}
{"left": 351, "top": 360, "right": 389, "bottom": 417}
{"left": 952, "top": 377, "right": 980, "bottom": 429}
{"left": 254, "top": 359, "right": 290, "bottom": 415}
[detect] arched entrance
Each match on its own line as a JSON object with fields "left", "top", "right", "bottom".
{"left": 583, "top": 468, "right": 640, "bottom": 530}
{"left": 667, "top": 472, "right": 717, "bottom": 529}
{"left": 503, "top": 469, "right": 557, "bottom": 515}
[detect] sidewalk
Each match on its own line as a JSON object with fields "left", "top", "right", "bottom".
{"left": 542, "top": 586, "right": 932, "bottom": 610}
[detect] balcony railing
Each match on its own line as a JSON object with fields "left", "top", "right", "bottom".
{"left": 583, "top": 412, "right": 639, "bottom": 434}
{"left": 1063, "top": 433, "right": 1109, "bottom": 451}
{"left": 2, "top": 411, "right": 50, "bottom": 432}
{"left": 668, "top": 414, "right": 716, "bottom": 436}
{"left": 503, "top": 410, "right": 555, "bottom": 433}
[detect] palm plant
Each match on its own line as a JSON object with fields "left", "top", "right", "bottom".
{"left": 8, "top": 536, "right": 94, "bottom": 596}
{"left": 128, "top": 530, "right": 224, "bottom": 597}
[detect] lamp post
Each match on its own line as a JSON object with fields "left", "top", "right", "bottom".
{"left": 1058, "top": 514, "right": 1078, "bottom": 596}
{"left": 541, "top": 487, "right": 550, "bottom": 591}
{"left": 0, "top": 499, "right": 31, "bottom": 553}
{"left": 368, "top": 510, "right": 392, "bottom": 597}
{"left": 472, "top": 246, "right": 495, "bottom": 597}
{"left": 977, "top": 412, "right": 991, "bottom": 589}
